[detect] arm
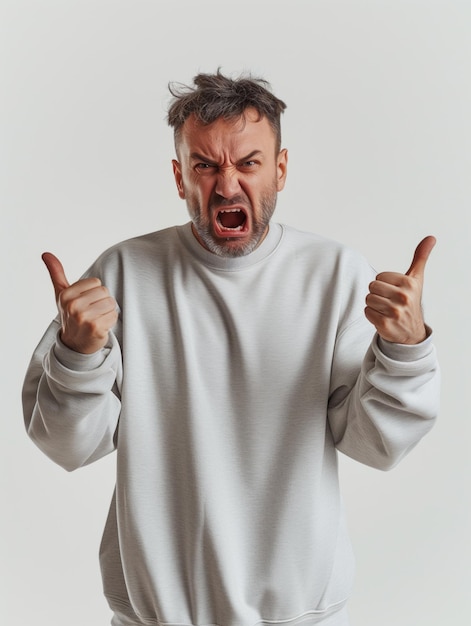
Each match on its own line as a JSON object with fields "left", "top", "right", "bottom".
{"left": 328, "top": 236, "right": 440, "bottom": 469}
{"left": 22, "top": 254, "right": 122, "bottom": 471}
{"left": 328, "top": 323, "right": 439, "bottom": 470}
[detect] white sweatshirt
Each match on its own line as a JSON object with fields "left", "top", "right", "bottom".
{"left": 23, "top": 222, "right": 440, "bottom": 626}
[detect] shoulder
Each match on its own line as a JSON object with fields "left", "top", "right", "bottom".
{"left": 79, "top": 226, "right": 183, "bottom": 295}
{"left": 88, "top": 226, "right": 180, "bottom": 272}
{"left": 274, "top": 224, "right": 376, "bottom": 329}
{"left": 278, "top": 223, "right": 374, "bottom": 278}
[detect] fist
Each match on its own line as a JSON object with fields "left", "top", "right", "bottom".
{"left": 364, "top": 236, "right": 436, "bottom": 344}
{"left": 42, "top": 252, "right": 118, "bottom": 354}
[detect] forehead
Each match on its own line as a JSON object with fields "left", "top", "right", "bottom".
{"left": 177, "top": 109, "right": 277, "bottom": 158}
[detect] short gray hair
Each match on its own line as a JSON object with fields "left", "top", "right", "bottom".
{"left": 167, "top": 69, "right": 287, "bottom": 152}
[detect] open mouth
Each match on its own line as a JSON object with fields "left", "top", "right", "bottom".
{"left": 214, "top": 208, "right": 249, "bottom": 237}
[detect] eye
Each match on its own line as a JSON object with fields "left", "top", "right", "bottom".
{"left": 239, "top": 160, "right": 258, "bottom": 171}
{"left": 195, "top": 163, "right": 217, "bottom": 174}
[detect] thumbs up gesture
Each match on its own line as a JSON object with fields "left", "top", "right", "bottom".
{"left": 364, "top": 236, "right": 436, "bottom": 344}
{"left": 42, "top": 252, "right": 118, "bottom": 354}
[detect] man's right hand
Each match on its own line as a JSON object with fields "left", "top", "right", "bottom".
{"left": 42, "top": 252, "right": 118, "bottom": 354}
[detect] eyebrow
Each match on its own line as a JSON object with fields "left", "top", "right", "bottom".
{"left": 189, "top": 150, "right": 263, "bottom": 165}
{"left": 189, "top": 152, "right": 218, "bottom": 165}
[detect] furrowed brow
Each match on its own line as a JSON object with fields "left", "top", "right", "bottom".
{"left": 190, "top": 152, "right": 218, "bottom": 166}
{"left": 237, "top": 150, "right": 263, "bottom": 164}
{"left": 189, "top": 150, "right": 264, "bottom": 165}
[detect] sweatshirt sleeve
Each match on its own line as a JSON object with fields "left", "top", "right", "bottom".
{"left": 327, "top": 317, "right": 440, "bottom": 471}
{"left": 22, "top": 318, "right": 123, "bottom": 471}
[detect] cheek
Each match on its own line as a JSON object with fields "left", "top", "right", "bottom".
{"left": 194, "top": 180, "right": 214, "bottom": 203}
{"left": 185, "top": 181, "right": 211, "bottom": 212}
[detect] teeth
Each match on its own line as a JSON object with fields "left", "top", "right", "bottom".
{"left": 217, "top": 207, "right": 246, "bottom": 231}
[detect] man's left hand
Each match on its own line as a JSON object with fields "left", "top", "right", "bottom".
{"left": 364, "top": 236, "right": 436, "bottom": 344}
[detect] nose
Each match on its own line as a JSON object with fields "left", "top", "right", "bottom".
{"left": 215, "top": 167, "right": 241, "bottom": 199}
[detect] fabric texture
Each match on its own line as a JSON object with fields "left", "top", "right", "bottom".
{"left": 23, "top": 222, "right": 440, "bottom": 626}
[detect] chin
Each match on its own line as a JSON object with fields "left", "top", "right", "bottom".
{"left": 209, "top": 239, "right": 259, "bottom": 258}
{"left": 191, "top": 218, "right": 269, "bottom": 258}
{"left": 203, "top": 233, "right": 262, "bottom": 258}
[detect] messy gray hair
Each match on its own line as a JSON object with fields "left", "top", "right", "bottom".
{"left": 167, "top": 69, "right": 287, "bottom": 152}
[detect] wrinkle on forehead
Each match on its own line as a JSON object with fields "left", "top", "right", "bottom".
{"left": 178, "top": 109, "right": 276, "bottom": 163}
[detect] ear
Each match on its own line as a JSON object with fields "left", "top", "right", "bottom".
{"left": 276, "top": 149, "right": 288, "bottom": 192}
{"left": 172, "top": 159, "right": 185, "bottom": 199}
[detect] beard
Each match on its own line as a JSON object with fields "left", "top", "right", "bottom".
{"left": 187, "top": 186, "right": 278, "bottom": 258}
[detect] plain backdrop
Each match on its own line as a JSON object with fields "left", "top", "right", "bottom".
{"left": 1, "top": 1, "right": 470, "bottom": 625}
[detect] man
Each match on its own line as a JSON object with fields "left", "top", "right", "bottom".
{"left": 23, "top": 70, "right": 439, "bottom": 626}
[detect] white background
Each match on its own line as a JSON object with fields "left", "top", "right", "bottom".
{"left": 1, "top": 1, "right": 470, "bottom": 624}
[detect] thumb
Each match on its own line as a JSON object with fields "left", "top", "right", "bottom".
{"left": 42, "top": 252, "right": 70, "bottom": 299}
{"left": 405, "top": 235, "right": 436, "bottom": 279}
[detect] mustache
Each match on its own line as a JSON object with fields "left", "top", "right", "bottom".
{"left": 209, "top": 193, "right": 250, "bottom": 210}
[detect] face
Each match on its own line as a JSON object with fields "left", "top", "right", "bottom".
{"left": 172, "top": 109, "right": 288, "bottom": 257}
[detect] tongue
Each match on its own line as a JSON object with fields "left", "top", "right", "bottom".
{"left": 219, "top": 211, "right": 245, "bottom": 229}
